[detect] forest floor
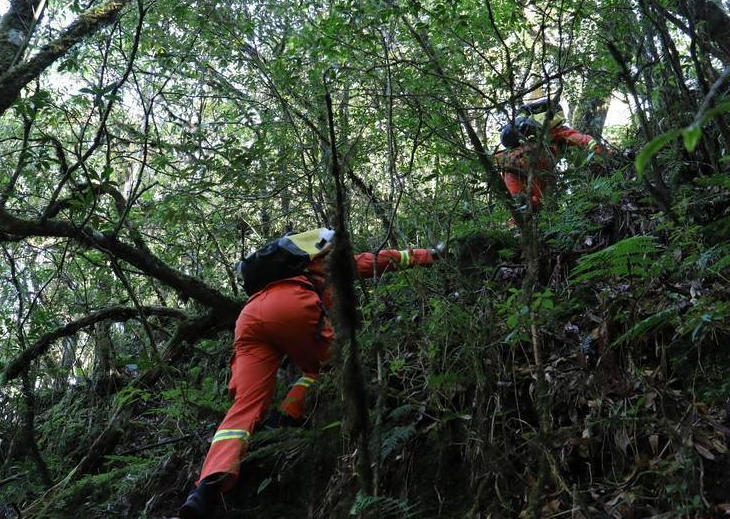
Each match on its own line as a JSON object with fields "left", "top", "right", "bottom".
{"left": 4, "top": 171, "right": 730, "bottom": 519}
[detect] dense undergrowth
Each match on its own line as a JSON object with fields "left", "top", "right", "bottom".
{"left": 2, "top": 156, "right": 729, "bottom": 519}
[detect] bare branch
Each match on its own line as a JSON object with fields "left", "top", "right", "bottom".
{"left": 2, "top": 305, "right": 187, "bottom": 383}
{"left": 401, "top": 15, "right": 518, "bottom": 221}
{"left": 0, "top": 207, "right": 241, "bottom": 313}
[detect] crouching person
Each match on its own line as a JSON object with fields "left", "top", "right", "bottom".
{"left": 179, "top": 228, "right": 439, "bottom": 519}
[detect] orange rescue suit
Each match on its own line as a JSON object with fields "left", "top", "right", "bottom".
{"left": 197, "top": 248, "right": 434, "bottom": 489}
{"left": 494, "top": 125, "right": 605, "bottom": 209}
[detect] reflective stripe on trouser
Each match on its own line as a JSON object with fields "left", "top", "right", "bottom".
{"left": 212, "top": 429, "right": 251, "bottom": 443}
{"left": 398, "top": 250, "right": 411, "bottom": 268}
{"left": 197, "top": 337, "right": 280, "bottom": 489}
{"left": 280, "top": 373, "right": 319, "bottom": 420}
{"left": 196, "top": 280, "right": 334, "bottom": 489}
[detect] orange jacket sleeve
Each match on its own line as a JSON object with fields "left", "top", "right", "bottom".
{"left": 354, "top": 249, "right": 434, "bottom": 278}
{"left": 549, "top": 126, "right": 609, "bottom": 155}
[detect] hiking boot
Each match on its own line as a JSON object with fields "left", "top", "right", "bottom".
{"left": 179, "top": 477, "right": 222, "bottom": 519}
{"left": 260, "top": 409, "right": 305, "bottom": 431}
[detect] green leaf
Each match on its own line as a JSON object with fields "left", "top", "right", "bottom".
{"left": 698, "top": 100, "right": 730, "bottom": 126}
{"left": 321, "top": 420, "right": 342, "bottom": 431}
{"left": 99, "top": 83, "right": 118, "bottom": 95}
{"left": 634, "top": 129, "right": 681, "bottom": 177}
{"left": 611, "top": 307, "right": 677, "bottom": 346}
{"left": 682, "top": 125, "right": 702, "bottom": 152}
{"left": 694, "top": 174, "right": 730, "bottom": 188}
{"left": 101, "top": 165, "right": 114, "bottom": 181}
{"left": 257, "top": 477, "right": 272, "bottom": 494}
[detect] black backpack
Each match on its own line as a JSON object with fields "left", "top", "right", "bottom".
{"left": 235, "top": 228, "right": 335, "bottom": 296}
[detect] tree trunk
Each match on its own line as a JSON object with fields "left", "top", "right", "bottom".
{"left": 571, "top": 88, "right": 611, "bottom": 138}
{"left": 689, "top": 0, "right": 730, "bottom": 63}
{"left": 0, "top": 0, "right": 44, "bottom": 75}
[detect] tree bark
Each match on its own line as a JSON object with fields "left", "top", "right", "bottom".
{"left": 687, "top": 0, "right": 730, "bottom": 63}
{"left": 0, "top": 0, "right": 45, "bottom": 75}
{"left": 571, "top": 89, "right": 611, "bottom": 138}
{"left": 324, "top": 78, "right": 374, "bottom": 497}
{"left": 21, "top": 373, "right": 53, "bottom": 487}
{"left": 0, "top": 0, "right": 132, "bottom": 116}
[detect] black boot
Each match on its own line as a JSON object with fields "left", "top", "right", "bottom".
{"left": 261, "top": 409, "right": 305, "bottom": 431}
{"left": 179, "top": 476, "right": 222, "bottom": 519}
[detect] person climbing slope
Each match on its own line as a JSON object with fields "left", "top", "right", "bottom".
{"left": 494, "top": 97, "right": 610, "bottom": 212}
{"left": 179, "top": 228, "right": 440, "bottom": 519}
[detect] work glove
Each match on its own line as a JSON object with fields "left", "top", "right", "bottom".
{"left": 430, "top": 241, "right": 447, "bottom": 259}
{"left": 622, "top": 148, "right": 636, "bottom": 160}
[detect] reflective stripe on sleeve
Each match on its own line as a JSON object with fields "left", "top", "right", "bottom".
{"left": 587, "top": 138, "right": 598, "bottom": 150}
{"left": 294, "top": 376, "right": 316, "bottom": 388}
{"left": 212, "top": 428, "right": 251, "bottom": 444}
{"left": 399, "top": 250, "right": 411, "bottom": 268}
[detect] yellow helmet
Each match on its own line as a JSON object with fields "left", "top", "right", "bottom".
{"left": 519, "top": 98, "right": 565, "bottom": 129}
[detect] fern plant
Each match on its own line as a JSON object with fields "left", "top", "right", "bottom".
{"left": 695, "top": 243, "right": 730, "bottom": 277}
{"left": 611, "top": 307, "right": 678, "bottom": 346}
{"left": 349, "top": 491, "right": 419, "bottom": 518}
{"left": 378, "top": 424, "right": 417, "bottom": 461}
{"left": 571, "top": 236, "right": 660, "bottom": 282}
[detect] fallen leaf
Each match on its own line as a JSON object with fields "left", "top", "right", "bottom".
{"left": 694, "top": 442, "right": 715, "bottom": 460}
{"left": 711, "top": 438, "right": 728, "bottom": 454}
{"left": 615, "top": 428, "right": 631, "bottom": 455}
{"left": 541, "top": 499, "right": 561, "bottom": 515}
{"left": 649, "top": 434, "right": 659, "bottom": 454}
{"left": 605, "top": 494, "right": 623, "bottom": 507}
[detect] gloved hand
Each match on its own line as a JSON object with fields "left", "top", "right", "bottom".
{"left": 622, "top": 148, "right": 636, "bottom": 161}
{"left": 430, "top": 241, "right": 447, "bottom": 259}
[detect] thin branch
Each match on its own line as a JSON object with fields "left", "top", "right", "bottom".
{"left": 401, "top": 15, "right": 518, "bottom": 222}
{"left": 109, "top": 258, "right": 160, "bottom": 360}
{"left": 0, "top": 111, "right": 34, "bottom": 208}
{"left": 41, "top": 0, "right": 145, "bottom": 221}
{"left": 0, "top": 207, "right": 240, "bottom": 313}
{"left": 2, "top": 305, "right": 187, "bottom": 383}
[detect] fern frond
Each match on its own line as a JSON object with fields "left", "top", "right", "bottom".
{"left": 697, "top": 244, "right": 730, "bottom": 275}
{"left": 571, "top": 236, "right": 660, "bottom": 282}
{"left": 379, "top": 424, "right": 417, "bottom": 460}
{"left": 611, "top": 307, "right": 678, "bottom": 346}
{"left": 349, "top": 491, "right": 419, "bottom": 518}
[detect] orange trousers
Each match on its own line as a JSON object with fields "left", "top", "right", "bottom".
{"left": 502, "top": 172, "right": 547, "bottom": 209}
{"left": 197, "top": 280, "right": 334, "bottom": 488}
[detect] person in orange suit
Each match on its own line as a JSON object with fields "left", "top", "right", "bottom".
{"left": 494, "top": 99, "right": 609, "bottom": 212}
{"left": 179, "top": 244, "right": 438, "bottom": 519}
